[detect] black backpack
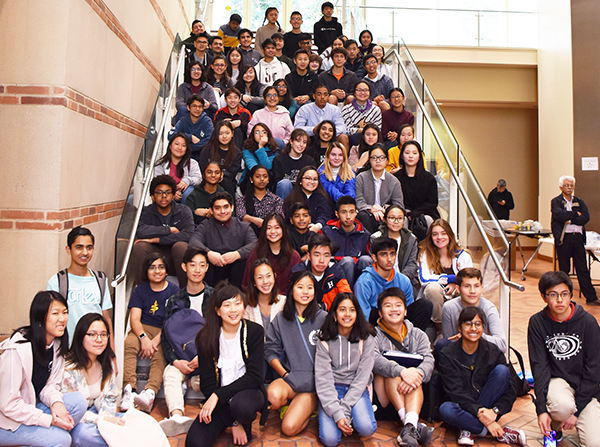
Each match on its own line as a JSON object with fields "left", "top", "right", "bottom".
{"left": 57, "top": 269, "right": 107, "bottom": 306}
{"left": 509, "top": 346, "right": 532, "bottom": 397}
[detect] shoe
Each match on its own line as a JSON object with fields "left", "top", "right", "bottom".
{"left": 496, "top": 426, "right": 527, "bottom": 446}
{"left": 159, "top": 414, "right": 194, "bottom": 437}
{"left": 134, "top": 388, "right": 155, "bottom": 413}
{"left": 586, "top": 300, "right": 600, "bottom": 306}
{"left": 279, "top": 405, "right": 289, "bottom": 420}
{"left": 397, "top": 423, "right": 419, "bottom": 447}
{"left": 555, "top": 430, "right": 563, "bottom": 442}
{"left": 457, "top": 430, "right": 474, "bottom": 446}
{"left": 120, "top": 384, "right": 136, "bottom": 411}
{"left": 419, "top": 424, "right": 434, "bottom": 445}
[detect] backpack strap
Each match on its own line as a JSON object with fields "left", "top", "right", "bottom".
{"left": 91, "top": 270, "right": 107, "bottom": 308}
{"left": 57, "top": 269, "right": 69, "bottom": 301}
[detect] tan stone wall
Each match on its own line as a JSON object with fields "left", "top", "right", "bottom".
{"left": 0, "top": 0, "right": 195, "bottom": 334}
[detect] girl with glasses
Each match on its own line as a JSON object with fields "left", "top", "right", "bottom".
{"left": 341, "top": 81, "right": 382, "bottom": 148}
{"left": 247, "top": 87, "right": 294, "bottom": 148}
{"left": 284, "top": 166, "right": 334, "bottom": 232}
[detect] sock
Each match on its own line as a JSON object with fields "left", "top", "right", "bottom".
{"left": 405, "top": 411, "right": 419, "bottom": 428}
{"left": 478, "top": 427, "right": 488, "bottom": 437}
{"left": 397, "top": 408, "right": 406, "bottom": 423}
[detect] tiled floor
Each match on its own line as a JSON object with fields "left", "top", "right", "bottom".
{"left": 151, "top": 256, "right": 599, "bottom": 447}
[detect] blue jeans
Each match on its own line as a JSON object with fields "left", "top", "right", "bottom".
{"left": 70, "top": 408, "right": 125, "bottom": 447}
{"left": 338, "top": 256, "right": 373, "bottom": 288}
{"left": 178, "top": 185, "right": 194, "bottom": 204}
{"left": 318, "top": 385, "right": 377, "bottom": 447}
{"left": 0, "top": 392, "right": 87, "bottom": 447}
{"left": 276, "top": 179, "right": 293, "bottom": 199}
{"left": 439, "top": 364, "right": 511, "bottom": 435}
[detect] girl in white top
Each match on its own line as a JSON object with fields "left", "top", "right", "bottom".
{"left": 418, "top": 218, "right": 473, "bottom": 325}
{"left": 372, "top": 45, "right": 391, "bottom": 78}
{"left": 243, "top": 258, "right": 286, "bottom": 335}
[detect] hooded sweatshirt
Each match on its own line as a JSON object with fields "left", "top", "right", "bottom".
{"left": 322, "top": 218, "right": 370, "bottom": 260}
{"left": 362, "top": 71, "right": 394, "bottom": 100}
{"left": 136, "top": 201, "right": 195, "bottom": 245}
{"left": 169, "top": 112, "right": 214, "bottom": 154}
{"left": 354, "top": 265, "right": 414, "bottom": 320}
{"left": 265, "top": 309, "right": 327, "bottom": 393}
{"left": 254, "top": 57, "right": 291, "bottom": 86}
{"left": 313, "top": 17, "right": 343, "bottom": 54}
{"left": 247, "top": 105, "right": 294, "bottom": 142}
{"left": 528, "top": 303, "right": 600, "bottom": 417}
{"left": 0, "top": 333, "right": 65, "bottom": 430}
{"left": 315, "top": 334, "right": 375, "bottom": 422}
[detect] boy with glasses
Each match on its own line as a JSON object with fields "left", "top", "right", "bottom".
{"left": 283, "top": 12, "right": 305, "bottom": 58}
{"left": 186, "top": 33, "right": 212, "bottom": 67}
{"left": 130, "top": 175, "right": 195, "bottom": 287}
{"left": 528, "top": 270, "right": 600, "bottom": 445}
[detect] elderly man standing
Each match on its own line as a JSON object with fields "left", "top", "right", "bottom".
{"left": 551, "top": 175, "right": 600, "bottom": 305}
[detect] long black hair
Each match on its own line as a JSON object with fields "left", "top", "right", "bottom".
{"left": 244, "top": 164, "right": 269, "bottom": 216}
{"left": 198, "top": 161, "right": 222, "bottom": 190}
{"left": 284, "top": 165, "right": 332, "bottom": 210}
{"left": 308, "top": 120, "right": 336, "bottom": 164}
{"left": 319, "top": 292, "right": 375, "bottom": 342}
{"left": 226, "top": 47, "right": 246, "bottom": 79}
{"left": 157, "top": 132, "right": 192, "bottom": 180}
{"left": 206, "top": 55, "right": 231, "bottom": 86}
{"left": 243, "top": 123, "right": 278, "bottom": 154}
{"left": 246, "top": 258, "right": 279, "bottom": 307}
{"left": 398, "top": 140, "right": 426, "bottom": 176}
{"left": 357, "top": 123, "right": 381, "bottom": 157}
{"left": 262, "top": 6, "right": 282, "bottom": 28}
{"left": 203, "top": 120, "right": 238, "bottom": 168}
{"left": 196, "top": 281, "right": 246, "bottom": 361}
{"left": 14, "top": 291, "right": 69, "bottom": 366}
{"left": 235, "top": 66, "right": 262, "bottom": 96}
{"left": 254, "top": 212, "right": 295, "bottom": 272}
{"left": 282, "top": 271, "right": 319, "bottom": 321}
{"left": 184, "top": 61, "right": 206, "bottom": 84}
{"left": 65, "top": 313, "right": 115, "bottom": 389}
{"left": 273, "top": 78, "right": 293, "bottom": 109}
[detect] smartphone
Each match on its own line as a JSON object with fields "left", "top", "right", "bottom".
{"left": 544, "top": 430, "right": 556, "bottom": 447}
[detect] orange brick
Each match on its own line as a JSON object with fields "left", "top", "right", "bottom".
{"left": 83, "top": 214, "right": 99, "bottom": 224}
{"left": 97, "top": 212, "right": 106, "bottom": 221}
{"left": 0, "top": 85, "right": 3, "bottom": 93}
{"left": 6, "top": 85, "right": 50, "bottom": 95}
{"left": 63, "top": 220, "right": 74, "bottom": 230}
{"left": 70, "top": 209, "right": 81, "bottom": 218}
{"left": 21, "top": 96, "right": 67, "bottom": 106}
{"left": 0, "top": 96, "right": 19, "bottom": 104}
{"left": 16, "top": 221, "right": 62, "bottom": 230}
{"left": 1, "top": 210, "right": 44, "bottom": 219}
{"left": 52, "top": 86, "right": 66, "bottom": 94}
{"left": 0, "top": 221, "right": 14, "bottom": 229}
{"left": 74, "top": 218, "right": 83, "bottom": 226}
{"left": 84, "top": 98, "right": 93, "bottom": 108}
{"left": 47, "top": 211, "right": 70, "bottom": 220}
{"left": 89, "top": 206, "right": 96, "bottom": 214}
{"left": 75, "top": 93, "right": 84, "bottom": 104}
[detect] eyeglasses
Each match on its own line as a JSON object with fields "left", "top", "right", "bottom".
{"left": 390, "top": 95, "right": 403, "bottom": 100}
{"left": 149, "top": 264, "right": 166, "bottom": 271}
{"left": 387, "top": 216, "right": 403, "bottom": 223}
{"left": 365, "top": 60, "right": 378, "bottom": 65}
{"left": 461, "top": 321, "right": 483, "bottom": 329}
{"left": 275, "top": 84, "right": 287, "bottom": 89}
{"left": 254, "top": 130, "right": 268, "bottom": 135}
{"left": 154, "top": 190, "right": 173, "bottom": 196}
{"left": 266, "top": 93, "right": 278, "bottom": 98}
{"left": 191, "top": 68, "right": 202, "bottom": 72}
{"left": 370, "top": 155, "right": 386, "bottom": 161}
{"left": 545, "top": 291, "right": 572, "bottom": 301}
{"left": 86, "top": 332, "right": 109, "bottom": 341}
{"left": 355, "top": 88, "right": 370, "bottom": 93}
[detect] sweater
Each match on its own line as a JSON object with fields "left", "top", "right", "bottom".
{"left": 439, "top": 338, "right": 516, "bottom": 419}
{"left": 255, "top": 58, "right": 291, "bottom": 86}
{"left": 185, "top": 185, "right": 225, "bottom": 225}
{"left": 373, "top": 320, "right": 434, "bottom": 382}
{"left": 487, "top": 187, "right": 515, "bottom": 220}
{"left": 355, "top": 169, "right": 404, "bottom": 212}
{"left": 354, "top": 266, "right": 414, "bottom": 320}
{"left": 238, "top": 46, "right": 262, "bottom": 67}
{"left": 247, "top": 106, "right": 294, "bottom": 142}
{"left": 283, "top": 31, "right": 304, "bottom": 58}
{"left": 341, "top": 100, "right": 382, "bottom": 136}
{"left": 381, "top": 108, "right": 415, "bottom": 142}
{"left": 265, "top": 309, "right": 327, "bottom": 392}
{"left": 217, "top": 23, "right": 240, "bottom": 49}
{"left": 318, "top": 68, "right": 358, "bottom": 98}
{"left": 136, "top": 201, "right": 194, "bottom": 245}
{"left": 213, "top": 106, "right": 251, "bottom": 138}
{"left": 315, "top": 334, "right": 375, "bottom": 422}
{"left": 154, "top": 159, "right": 202, "bottom": 188}
{"left": 240, "top": 247, "right": 301, "bottom": 293}
{"left": 318, "top": 165, "right": 356, "bottom": 201}
{"left": 243, "top": 296, "right": 286, "bottom": 330}
{"left": 254, "top": 24, "right": 283, "bottom": 55}
{"left": 394, "top": 170, "right": 440, "bottom": 220}
{"left": 287, "top": 225, "right": 312, "bottom": 257}
{"left": 345, "top": 57, "right": 366, "bottom": 80}
{"left": 197, "top": 146, "right": 242, "bottom": 185}
{"left": 551, "top": 194, "right": 590, "bottom": 244}
{"left": 418, "top": 250, "right": 473, "bottom": 286}
{"left": 313, "top": 17, "right": 343, "bottom": 54}
{"left": 169, "top": 113, "right": 214, "bottom": 154}
{"left": 161, "top": 284, "right": 214, "bottom": 365}
{"left": 292, "top": 260, "right": 352, "bottom": 309}
{"left": 442, "top": 296, "right": 507, "bottom": 352}
{"left": 271, "top": 153, "right": 316, "bottom": 188}
{"left": 285, "top": 70, "right": 319, "bottom": 98}
{"left": 293, "top": 102, "right": 346, "bottom": 136}
{"left": 362, "top": 72, "right": 395, "bottom": 100}
{"left": 188, "top": 217, "right": 257, "bottom": 260}
{"left": 284, "top": 191, "right": 334, "bottom": 228}
{"left": 528, "top": 303, "right": 600, "bottom": 417}
{"left": 370, "top": 227, "right": 418, "bottom": 286}
{"left": 322, "top": 218, "right": 370, "bottom": 259}
{"left": 0, "top": 333, "right": 65, "bottom": 430}
{"left": 175, "top": 82, "right": 218, "bottom": 116}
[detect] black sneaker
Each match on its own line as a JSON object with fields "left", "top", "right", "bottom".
{"left": 397, "top": 423, "right": 419, "bottom": 447}
{"left": 418, "top": 424, "right": 434, "bottom": 445}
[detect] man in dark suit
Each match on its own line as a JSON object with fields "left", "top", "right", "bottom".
{"left": 551, "top": 175, "right": 599, "bottom": 305}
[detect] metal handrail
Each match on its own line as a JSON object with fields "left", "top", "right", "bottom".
{"left": 111, "top": 44, "right": 187, "bottom": 288}
{"left": 388, "top": 45, "right": 512, "bottom": 252}
{"left": 387, "top": 48, "right": 524, "bottom": 292}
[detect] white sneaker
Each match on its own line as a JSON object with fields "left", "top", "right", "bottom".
{"left": 134, "top": 388, "right": 155, "bottom": 413}
{"left": 120, "top": 384, "right": 136, "bottom": 411}
{"left": 159, "top": 414, "right": 194, "bottom": 437}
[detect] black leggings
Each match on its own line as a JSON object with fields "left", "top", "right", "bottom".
{"left": 185, "top": 389, "right": 264, "bottom": 447}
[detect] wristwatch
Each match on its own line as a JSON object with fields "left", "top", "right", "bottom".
{"left": 492, "top": 406, "right": 500, "bottom": 415}
{"left": 139, "top": 333, "right": 147, "bottom": 340}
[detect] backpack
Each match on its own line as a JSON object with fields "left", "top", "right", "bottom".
{"left": 57, "top": 269, "right": 106, "bottom": 306}
{"left": 163, "top": 308, "right": 205, "bottom": 363}
{"left": 509, "top": 346, "right": 532, "bottom": 397}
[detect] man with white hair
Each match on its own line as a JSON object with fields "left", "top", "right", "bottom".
{"left": 550, "top": 175, "right": 599, "bottom": 305}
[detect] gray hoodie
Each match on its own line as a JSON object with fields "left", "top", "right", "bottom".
{"left": 265, "top": 309, "right": 327, "bottom": 393}
{"left": 315, "top": 334, "right": 375, "bottom": 422}
{"left": 373, "top": 320, "right": 434, "bottom": 383}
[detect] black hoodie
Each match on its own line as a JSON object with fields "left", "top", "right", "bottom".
{"left": 528, "top": 303, "right": 600, "bottom": 417}
{"left": 313, "top": 17, "right": 343, "bottom": 54}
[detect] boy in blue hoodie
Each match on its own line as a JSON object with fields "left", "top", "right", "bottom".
{"left": 354, "top": 237, "right": 432, "bottom": 331}
{"left": 169, "top": 94, "right": 213, "bottom": 162}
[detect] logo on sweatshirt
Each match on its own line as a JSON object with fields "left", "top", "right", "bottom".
{"left": 545, "top": 333, "right": 581, "bottom": 360}
{"left": 309, "top": 329, "right": 320, "bottom": 346}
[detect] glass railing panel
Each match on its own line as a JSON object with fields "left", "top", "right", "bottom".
{"left": 113, "top": 38, "right": 182, "bottom": 278}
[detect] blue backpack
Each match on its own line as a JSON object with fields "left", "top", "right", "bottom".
{"left": 163, "top": 308, "right": 205, "bottom": 363}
